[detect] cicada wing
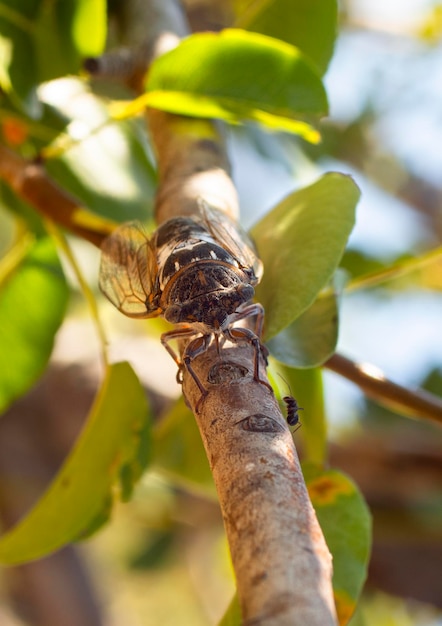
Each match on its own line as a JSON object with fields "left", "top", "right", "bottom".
{"left": 99, "top": 221, "right": 161, "bottom": 318}
{"left": 198, "top": 200, "right": 263, "bottom": 283}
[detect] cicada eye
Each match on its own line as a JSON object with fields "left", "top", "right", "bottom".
{"left": 164, "top": 304, "right": 182, "bottom": 324}
{"left": 237, "top": 284, "right": 254, "bottom": 302}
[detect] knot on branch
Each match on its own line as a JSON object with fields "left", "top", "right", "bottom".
{"left": 237, "top": 414, "right": 284, "bottom": 433}
{"left": 208, "top": 361, "right": 249, "bottom": 385}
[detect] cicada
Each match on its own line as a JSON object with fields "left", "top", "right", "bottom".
{"left": 99, "top": 203, "right": 269, "bottom": 402}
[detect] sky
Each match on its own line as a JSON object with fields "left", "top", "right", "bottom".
{"left": 228, "top": 0, "right": 442, "bottom": 429}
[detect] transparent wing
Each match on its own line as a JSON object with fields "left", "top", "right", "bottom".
{"left": 198, "top": 199, "right": 263, "bottom": 283}
{"left": 99, "top": 222, "right": 161, "bottom": 318}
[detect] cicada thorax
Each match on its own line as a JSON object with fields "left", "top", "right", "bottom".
{"left": 163, "top": 261, "right": 255, "bottom": 328}
{"left": 153, "top": 217, "right": 258, "bottom": 329}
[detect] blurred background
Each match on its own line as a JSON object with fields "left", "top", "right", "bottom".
{"left": 0, "top": 0, "right": 441, "bottom": 625}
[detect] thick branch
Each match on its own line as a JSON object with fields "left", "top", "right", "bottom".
{"left": 147, "top": 109, "right": 239, "bottom": 224}
{"left": 183, "top": 344, "right": 336, "bottom": 625}
{"left": 142, "top": 1, "right": 337, "bottom": 624}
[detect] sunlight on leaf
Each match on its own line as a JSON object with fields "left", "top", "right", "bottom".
{"left": 117, "top": 29, "right": 327, "bottom": 141}
{"left": 71, "top": 0, "right": 106, "bottom": 57}
{"left": 236, "top": 0, "right": 338, "bottom": 75}
{"left": 304, "top": 465, "right": 372, "bottom": 625}
{"left": 0, "top": 362, "right": 151, "bottom": 565}
{"left": 0, "top": 235, "right": 68, "bottom": 414}
{"left": 252, "top": 173, "right": 359, "bottom": 339}
{"left": 41, "top": 77, "right": 157, "bottom": 222}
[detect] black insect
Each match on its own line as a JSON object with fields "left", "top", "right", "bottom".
{"left": 278, "top": 375, "right": 303, "bottom": 430}
{"left": 282, "top": 394, "right": 303, "bottom": 431}
{"left": 99, "top": 201, "right": 270, "bottom": 403}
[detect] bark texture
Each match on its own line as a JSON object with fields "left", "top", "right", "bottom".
{"left": 183, "top": 345, "right": 336, "bottom": 625}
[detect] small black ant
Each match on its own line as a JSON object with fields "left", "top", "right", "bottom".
{"left": 278, "top": 375, "right": 303, "bottom": 431}
{"left": 282, "top": 394, "right": 303, "bottom": 431}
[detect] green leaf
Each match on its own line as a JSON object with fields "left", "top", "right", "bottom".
{"left": 35, "top": 0, "right": 106, "bottom": 82}
{"left": 236, "top": 0, "right": 338, "bottom": 75}
{"left": 251, "top": 173, "right": 359, "bottom": 339}
{"left": 0, "top": 0, "right": 106, "bottom": 112}
{"left": 276, "top": 365, "right": 327, "bottom": 466}
{"left": 0, "top": 235, "right": 68, "bottom": 414}
{"left": 218, "top": 594, "right": 241, "bottom": 626}
{"left": 42, "top": 78, "right": 157, "bottom": 223}
{"left": 144, "top": 29, "right": 327, "bottom": 141}
{"left": 268, "top": 288, "right": 339, "bottom": 367}
{"left": 1, "top": 1, "right": 40, "bottom": 20}
{"left": 65, "top": 0, "right": 106, "bottom": 58}
{"left": 0, "top": 4, "right": 40, "bottom": 116}
{"left": 304, "top": 465, "right": 372, "bottom": 626}
{"left": 0, "top": 181, "right": 47, "bottom": 236}
{"left": 0, "top": 362, "right": 151, "bottom": 565}
{"left": 34, "top": 4, "right": 78, "bottom": 82}
{"left": 153, "top": 397, "right": 216, "bottom": 498}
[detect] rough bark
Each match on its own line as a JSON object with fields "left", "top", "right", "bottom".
{"left": 183, "top": 345, "right": 336, "bottom": 625}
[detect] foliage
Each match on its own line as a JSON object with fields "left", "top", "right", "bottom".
{"left": 119, "top": 29, "right": 328, "bottom": 141}
{"left": 0, "top": 235, "right": 68, "bottom": 413}
{"left": 0, "top": 362, "right": 151, "bottom": 564}
{"left": 304, "top": 465, "right": 372, "bottom": 625}
{"left": 1, "top": 1, "right": 440, "bottom": 625}
{"left": 0, "top": 0, "right": 106, "bottom": 116}
{"left": 252, "top": 172, "right": 359, "bottom": 340}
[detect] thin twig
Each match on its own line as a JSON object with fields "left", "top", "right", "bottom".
{"left": 326, "top": 353, "right": 442, "bottom": 426}
{"left": 0, "top": 145, "right": 113, "bottom": 248}
{"left": 345, "top": 246, "right": 442, "bottom": 293}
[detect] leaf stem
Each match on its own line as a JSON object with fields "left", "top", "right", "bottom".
{"left": 0, "top": 232, "right": 34, "bottom": 287}
{"left": 346, "top": 246, "right": 442, "bottom": 293}
{"left": 45, "top": 221, "right": 109, "bottom": 368}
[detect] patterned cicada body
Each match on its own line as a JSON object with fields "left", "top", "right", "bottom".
{"left": 99, "top": 203, "right": 268, "bottom": 402}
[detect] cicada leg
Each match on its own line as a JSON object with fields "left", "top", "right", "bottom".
{"left": 224, "top": 326, "right": 272, "bottom": 393}
{"left": 161, "top": 325, "right": 197, "bottom": 378}
{"left": 183, "top": 334, "right": 213, "bottom": 408}
{"left": 230, "top": 302, "right": 269, "bottom": 365}
{"left": 231, "top": 302, "right": 265, "bottom": 336}
{"left": 161, "top": 327, "right": 212, "bottom": 407}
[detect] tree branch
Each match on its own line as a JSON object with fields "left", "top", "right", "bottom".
{"left": 326, "top": 353, "right": 442, "bottom": 425}
{"left": 183, "top": 345, "right": 336, "bottom": 625}
{"left": 141, "top": 1, "right": 337, "bottom": 624}
{"left": 0, "top": 145, "right": 112, "bottom": 248}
